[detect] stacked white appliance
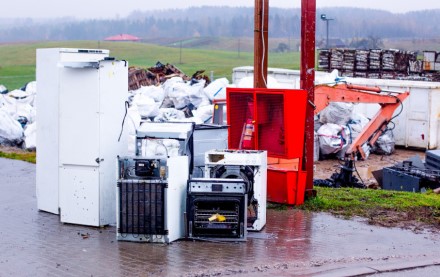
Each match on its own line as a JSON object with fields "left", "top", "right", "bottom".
{"left": 116, "top": 122, "right": 194, "bottom": 243}
{"left": 36, "top": 48, "right": 128, "bottom": 226}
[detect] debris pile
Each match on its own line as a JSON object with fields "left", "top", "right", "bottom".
{"left": 329, "top": 48, "right": 343, "bottom": 70}
{"left": 316, "top": 101, "right": 395, "bottom": 161}
{"left": 318, "top": 50, "right": 330, "bottom": 71}
{"left": 127, "top": 62, "right": 227, "bottom": 124}
{"left": 128, "top": 61, "right": 210, "bottom": 90}
{"left": 317, "top": 48, "right": 440, "bottom": 81}
{"left": 126, "top": 62, "right": 230, "bottom": 154}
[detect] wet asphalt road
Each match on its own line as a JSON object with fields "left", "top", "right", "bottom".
{"left": 0, "top": 157, "right": 439, "bottom": 276}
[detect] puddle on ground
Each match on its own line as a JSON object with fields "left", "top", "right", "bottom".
{"left": 1, "top": 157, "right": 439, "bottom": 276}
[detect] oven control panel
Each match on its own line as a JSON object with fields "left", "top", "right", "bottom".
{"left": 188, "top": 178, "right": 246, "bottom": 193}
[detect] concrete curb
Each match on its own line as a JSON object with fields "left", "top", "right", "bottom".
{"left": 311, "top": 259, "right": 440, "bottom": 277}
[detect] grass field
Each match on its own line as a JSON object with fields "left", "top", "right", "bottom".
{"left": 0, "top": 150, "right": 36, "bottom": 164}
{"left": 0, "top": 40, "right": 301, "bottom": 90}
{"left": 300, "top": 187, "right": 440, "bottom": 229}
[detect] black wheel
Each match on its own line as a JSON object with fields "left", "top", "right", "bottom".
{"left": 313, "top": 179, "right": 334, "bottom": 188}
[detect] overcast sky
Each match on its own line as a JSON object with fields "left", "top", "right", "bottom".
{"left": 3, "top": 0, "right": 440, "bottom": 19}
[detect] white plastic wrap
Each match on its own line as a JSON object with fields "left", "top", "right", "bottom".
{"left": 0, "top": 109, "right": 23, "bottom": 145}
{"left": 319, "top": 102, "right": 354, "bottom": 126}
{"left": 192, "top": 105, "right": 214, "bottom": 123}
{"left": 237, "top": 76, "right": 282, "bottom": 88}
{"left": 317, "top": 123, "right": 349, "bottom": 155}
{"left": 361, "top": 143, "right": 371, "bottom": 159}
{"left": 204, "top": 77, "right": 229, "bottom": 100}
{"left": 0, "top": 84, "right": 8, "bottom": 94}
{"left": 141, "top": 139, "right": 180, "bottom": 157}
{"left": 5, "top": 89, "right": 35, "bottom": 106}
{"left": 132, "top": 94, "right": 160, "bottom": 118}
{"left": 163, "top": 77, "right": 184, "bottom": 97}
{"left": 24, "top": 122, "right": 36, "bottom": 150}
{"left": 165, "top": 79, "right": 209, "bottom": 109}
{"left": 171, "top": 117, "right": 204, "bottom": 125}
{"left": 167, "top": 82, "right": 191, "bottom": 109}
{"left": 132, "top": 85, "right": 165, "bottom": 104}
{"left": 163, "top": 77, "right": 188, "bottom": 109}
{"left": 153, "top": 108, "right": 186, "bottom": 123}
{"left": 15, "top": 103, "right": 36, "bottom": 124}
{"left": 346, "top": 113, "right": 370, "bottom": 141}
{"left": 189, "top": 80, "right": 210, "bottom": 108}
{"left": 25, "top": 81, "right": 37, "bottom": 106}
{"left": 373, "top": 129, "right": 395, "bottom": 155}
{"left": 0, "top": 90, "right": 36, "bottom": 124}
{"left": 314, "top": 69, "right": 344, "bottom": 85}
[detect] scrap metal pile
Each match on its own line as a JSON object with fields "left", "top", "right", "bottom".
{"left": 378, "top": 150, "right": 440, "bottom": 192}
{"left": 318, "top": 48, "right": 440, "bottom": 81}
{"left": 128, "top": 61, "right": 210, "bottom": 90}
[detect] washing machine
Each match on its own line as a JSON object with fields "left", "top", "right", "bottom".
{"left": 204, "top": 149, "right": 267, "bottom": 231}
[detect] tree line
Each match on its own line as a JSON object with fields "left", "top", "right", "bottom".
{"left": 0, "top": 6, "right": 439, "bottom": 43}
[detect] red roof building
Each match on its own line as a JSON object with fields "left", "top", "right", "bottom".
{"left": 104, "top": 34, "right": 140, "bottom": 41}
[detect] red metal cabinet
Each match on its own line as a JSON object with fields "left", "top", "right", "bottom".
{"left": 226, "top": 88, "right": 308, "bottom": 205}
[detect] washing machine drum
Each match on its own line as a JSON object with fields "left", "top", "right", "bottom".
{"left": 211, "top": 165, "right": 254, "bottom": 201}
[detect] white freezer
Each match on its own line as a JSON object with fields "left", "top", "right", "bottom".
{"left": 36, "top": 48, "right": 109, "bottom": 215}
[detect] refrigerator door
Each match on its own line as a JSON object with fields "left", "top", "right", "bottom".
{"left": 58, "top": 65, "right": 101, "bottom": 226}
{"left": 59, "top": 66, "right": 100, "bottom": 166}
{"left": 59, "top": 166, "right": 100, "bottom": 225}
{"left": 58, "top": 60, "right": 128, "bottom": 226}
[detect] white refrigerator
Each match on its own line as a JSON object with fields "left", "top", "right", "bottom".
{"left": 57, "top": 58, "right": 128, "bottom": 226}
{"left": 36, "top": 48, "right": 109, "bottom": 215}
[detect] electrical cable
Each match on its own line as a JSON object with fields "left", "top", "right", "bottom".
{"left": 155, "top": 139, "right": 170, "bottom": 157}
{"left": 381, "top": 95, "right": 403, "bottom": 133}
{"left": 352, "top": 159, "right": 365, "bottom": 188}
{"left": 390, "top": 96, "right": 403, "bottom": 121}
{"left": 118, "top": 101, "right": 130, "bottom": 142}
{"left": 374, "top": 95, "right": 403, "bottom": 141}
{"left": 261, "top": 1, "right": 268, "bottom": 87}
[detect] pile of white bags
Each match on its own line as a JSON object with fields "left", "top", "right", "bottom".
{"left": 0, "top": 82, "right": 37, "bottom": 149}
{"left": 129, "top": 75, "right": 231, "bottom": 125}
{"left": 0, "top": 109, "right": 23, "bottom": 146}
{"left": 317, "top": 123, "right": 350, "bottom": 155}
{"left": 319, "top": 102, "right": 354, "bottom": 126}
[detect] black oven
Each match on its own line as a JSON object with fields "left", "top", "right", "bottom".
{"left": 187, "top": 178, "right": 247, "bottom": 241}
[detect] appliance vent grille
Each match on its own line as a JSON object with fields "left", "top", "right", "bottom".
{"left": 118, "top": 180, "right": 166, "bottom": 235}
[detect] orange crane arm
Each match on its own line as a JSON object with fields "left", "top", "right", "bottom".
{"left": 315, "top": 84, "right": 410, "bottom": 160}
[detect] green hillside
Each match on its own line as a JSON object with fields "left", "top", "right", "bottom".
{"left": 0, "top": 40, "right": 301, "bottom": 90}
